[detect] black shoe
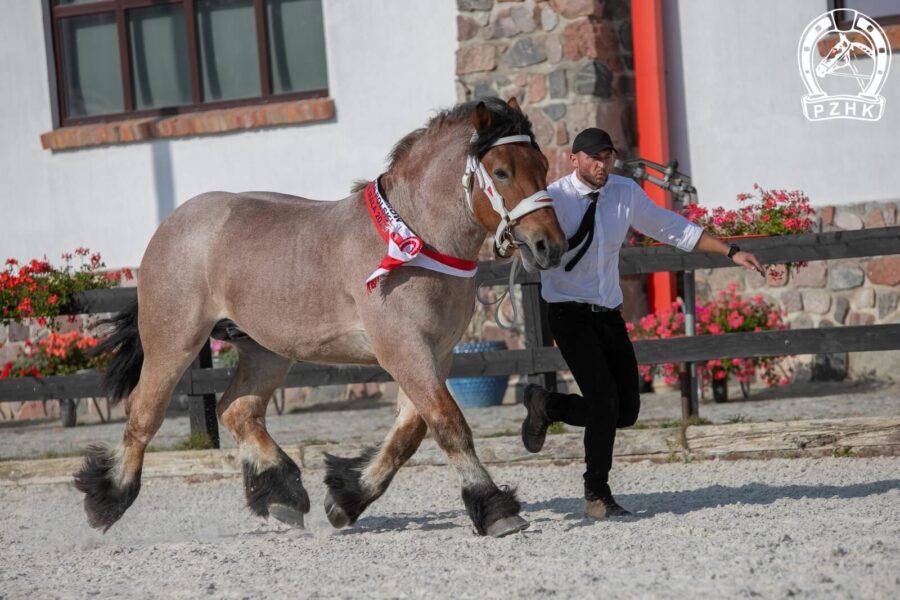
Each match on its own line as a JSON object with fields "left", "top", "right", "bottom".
{"left": 521, "top": 384, "right": 552, "bottom": 453}
{"left": 584, "top": 496, "right": 633, "bottom": 520}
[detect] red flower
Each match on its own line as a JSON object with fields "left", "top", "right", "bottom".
{"left": 3, "top": 248, "right": 123, "bottom": 333}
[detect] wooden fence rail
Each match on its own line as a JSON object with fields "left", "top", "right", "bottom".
{"left": 2, "top": 226, "right": 899, "bottom": 446}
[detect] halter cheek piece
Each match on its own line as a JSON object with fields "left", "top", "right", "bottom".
{"left": 461, "top": 134, "right": 555, "bottom": 258}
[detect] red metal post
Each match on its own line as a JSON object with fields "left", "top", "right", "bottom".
{"left": 631, "top": 0, "right": 677, "bottom": 312}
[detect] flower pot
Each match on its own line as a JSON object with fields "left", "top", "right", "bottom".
{"left": 448, "top": 341, "right": 510, "bottom": 408}
{"left": 712, "top": 378, "right": 728, "bottom": 403}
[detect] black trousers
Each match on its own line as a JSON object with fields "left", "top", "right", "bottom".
{"left": 545, "top": 302, "right": 641, "bottom": 500}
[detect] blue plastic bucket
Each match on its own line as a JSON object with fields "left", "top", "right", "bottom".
{"left": 447, "top": 341, "right": 510, "bottom": 408}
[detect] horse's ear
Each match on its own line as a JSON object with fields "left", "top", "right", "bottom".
{"left": 507, "top": 96, "right": 522, "bottom": 113}
{"left": 473, "top": 101, "right": 492, "bottom": 132}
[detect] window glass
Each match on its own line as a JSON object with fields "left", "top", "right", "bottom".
{"left": 840, "top": 1, "right": 899, "bottom": 19}
{"left": 197, "top": 0, "right": 261, "bottom": 102}
{"left": 59, "top": 13, "right": 123, "bottom": 117}
{"left": 267, "top": 0, "right": 328, "bottom": 94}
{"left": 129, "top": 5, "right": 192, "bottom": 110}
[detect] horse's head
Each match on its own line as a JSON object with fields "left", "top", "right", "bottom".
{"left": 463, "top": 98, "right": 567, "bottom": 272}
{"left": 817, "top": 33, "right": 851, "bottom": 77}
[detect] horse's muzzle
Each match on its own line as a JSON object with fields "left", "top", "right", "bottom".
{"left": 518, "top": 234, "right": 567, "bottom": 271}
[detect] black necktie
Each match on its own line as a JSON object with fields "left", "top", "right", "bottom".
{"left": 564, "top": 191, "right": 599, "bottom": 271}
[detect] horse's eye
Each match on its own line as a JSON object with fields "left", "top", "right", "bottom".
{"left": 493, "top": 169, "right": 509, "bottom": 180}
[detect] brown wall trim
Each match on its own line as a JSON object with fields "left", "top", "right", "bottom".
{"left": 40, "top": 96, "right": 335, "bottom": 151}
{"left": 817, "top": 23, "right": 900, "bottom": 55}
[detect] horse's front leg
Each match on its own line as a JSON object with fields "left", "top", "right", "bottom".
{"left": 403, "top": 372, "right": 527, "bottom": 536}
{"left": 324, "top": 350, "right": 527, "bottom": 537}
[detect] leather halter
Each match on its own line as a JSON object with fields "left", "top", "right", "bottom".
{"left": 461, "top": 134, "right": 555, "bottom": 258}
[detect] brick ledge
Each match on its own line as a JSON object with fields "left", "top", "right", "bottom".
{"left": 40, "top": 97, "right": 335, "bottom": 151}
{"left": 817, "top": 22, "right": 900, "bottom": 55}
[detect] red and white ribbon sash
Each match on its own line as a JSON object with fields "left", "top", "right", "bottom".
{"left": 364, "top": 179, "right": 477, "bottom": 292}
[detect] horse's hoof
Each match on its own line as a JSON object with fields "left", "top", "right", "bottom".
{"left": 324, "top": 491, "right": 352, "bottom": 529}
{"left": 485, "top": 515, "right": 529, "bottom": 538}
{"left": 269, "top": 503, "right": 306, "bottom": 528}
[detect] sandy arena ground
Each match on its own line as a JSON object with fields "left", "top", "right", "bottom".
{"left": 1, "top": 456, "right": 898, "bottom": 599}
{"left": 2, "top": 379, "right": 898, "bottom": 461}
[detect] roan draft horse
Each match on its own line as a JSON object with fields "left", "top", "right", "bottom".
{"left": 74, "top": 97, "right": 567, "bottom": 537}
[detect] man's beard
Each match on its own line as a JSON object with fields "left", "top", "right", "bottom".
{"left": 578, "top": 168, "right": 608, "bottom": 189}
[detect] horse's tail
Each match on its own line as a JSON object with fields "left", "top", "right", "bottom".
{"left": 94, "top": 300, "right": 143, "bottom": 404}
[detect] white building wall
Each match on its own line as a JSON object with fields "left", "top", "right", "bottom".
{"left": 664, "top": 0, "right": 900, "bottom": 210}
{"left": 0, "top": 0, "right": 458, "bottom": 268}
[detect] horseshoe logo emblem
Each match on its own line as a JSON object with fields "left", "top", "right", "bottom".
{"left": 798, "top": 9, "right": 891, "bottom": 121}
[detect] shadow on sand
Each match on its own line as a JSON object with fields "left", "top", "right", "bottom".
{"left": 523, "top": 479, "right": 900, "bottom": 524}
{"left": 337, "top": 511, "right": 462, "bottom": 535}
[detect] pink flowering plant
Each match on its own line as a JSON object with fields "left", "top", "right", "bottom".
{"left": 0, "top": 248, "right": 133, "bottom": 330}
{"left": 629, "top": 185, "right": 815, "bottom": 244}
{"left": 627, "top": 284, "right": 790, "bottom": 389}
{"left": 211, "top": 339, "right": 239, "bottom": 368}
{"left": 685, "top": 186, "right": 815, "bottom": 237}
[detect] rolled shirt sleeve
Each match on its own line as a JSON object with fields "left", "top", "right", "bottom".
{"left": 630, "top": 183, "right": 704, "bottom": 251}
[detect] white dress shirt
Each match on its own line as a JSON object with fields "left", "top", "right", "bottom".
{"left": 540, "top": 171, "right": 703, "bottom": 308}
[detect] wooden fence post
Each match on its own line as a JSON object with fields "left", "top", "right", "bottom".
{"left": 522, "top": 282, "right": 558, "bottom": 392}
{"left": 681, "top": 269, "right": 699, "bottom": 419}
{"left": 188, "top": 340, "right": 220, "bottom": 448}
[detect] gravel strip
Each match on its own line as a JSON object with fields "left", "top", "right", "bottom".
{"left": 1, "top": 457, "right": 898, "bottom": 598}
{"left": 2, "top": 380, "right": 898, "bottom": 461}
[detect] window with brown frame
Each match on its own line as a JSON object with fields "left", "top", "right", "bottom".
{"left": 833, "top": 1, "right": 900, "bottom": 25}
{"left": 50, "top": 0, "right": 329, "bottom": 126}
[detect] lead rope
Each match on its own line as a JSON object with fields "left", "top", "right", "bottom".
{"left": 475, "top": 254, "right": 521, "bottom": 331}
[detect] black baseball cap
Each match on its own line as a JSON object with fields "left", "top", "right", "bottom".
{"left": 572, "top": 128, "right": 616, "bottom": 155}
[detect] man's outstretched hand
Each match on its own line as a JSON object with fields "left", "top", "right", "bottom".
{"left": 733, "top": 251, "right": 765, "bottom": 277}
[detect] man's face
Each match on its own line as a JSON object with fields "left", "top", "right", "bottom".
{"left": 570, "top": 149, "right": 616, "bottom": 189}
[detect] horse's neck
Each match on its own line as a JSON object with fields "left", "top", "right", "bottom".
{"left": 380, "top": 137, "right": 486, "bottom": 260}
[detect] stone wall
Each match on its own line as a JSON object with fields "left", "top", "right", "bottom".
{"left": 695, "top": 201, "right": 900, "bottom": 381}
{"left": 456, "top": 0, "right": 635, "bottom": 181}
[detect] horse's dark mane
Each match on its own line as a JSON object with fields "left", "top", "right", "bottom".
{"left": 386, "top": 98, "right": 538, "bottom": 171}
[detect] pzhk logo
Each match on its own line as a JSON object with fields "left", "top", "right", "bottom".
{"left": 798, "top": 9, "right": 891, "bottom": 121}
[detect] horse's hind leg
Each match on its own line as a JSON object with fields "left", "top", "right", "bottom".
{"left": 216, "top": 340, "right": 309, "bottom": 527}
{"left": 324, "top": 390, "right": 427, "bottom": 528}
{"left": 75, "top": 310, "right": 215, "bottom": 532}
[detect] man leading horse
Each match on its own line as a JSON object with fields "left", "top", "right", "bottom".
{"left": 520, "top": 128, "right": 765, "bottom": 520}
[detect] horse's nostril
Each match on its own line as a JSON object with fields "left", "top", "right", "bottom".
{"left": 535, "top": 239, "right": 548, "bottom": 254}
